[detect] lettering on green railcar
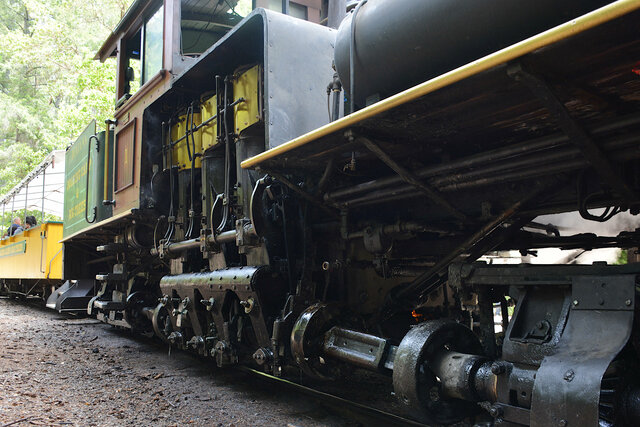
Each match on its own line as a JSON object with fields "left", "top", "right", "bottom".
{"left": 63, "top": 121, "right": 95, "bottom": 238}
{"left": 0, "top": 241, "right": 27, "bottom": 259}
{"left": 66, "top": 164, "right": 87, "bottom": 192}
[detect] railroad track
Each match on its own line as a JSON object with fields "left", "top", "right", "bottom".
{"left": 237, "top": 366, "right": 427, "bottom": 427}
{"left": 3, "top": 296, "right": 423, "bottom": 425}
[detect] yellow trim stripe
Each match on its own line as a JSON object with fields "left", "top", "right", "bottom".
{"left": 241, "top": 0, "right": 640, "bottom": 170}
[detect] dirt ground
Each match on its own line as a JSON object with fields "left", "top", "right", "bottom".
{"left": 0, "top": 298, "right": 357, "bottom": 427}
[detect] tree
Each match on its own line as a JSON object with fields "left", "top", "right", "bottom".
{"left": 0, "top": 0, "right": 132, "bottom": 195}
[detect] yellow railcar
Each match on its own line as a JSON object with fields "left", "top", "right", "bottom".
{"left": 0, "top": 222, "right": 63, "bottom": 298}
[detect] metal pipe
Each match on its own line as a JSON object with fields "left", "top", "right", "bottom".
{"left": 267, "top": 170, "right": 339, "bottom": 218}
{"left": 359, "top": 136, "right": 467, "bottom": 222}
{"left": 327, "top": 134, "right": 566, "bottom": 201}
{"left": 47, "top": 247, "right": 62, "bottom": 279}
{"left": 431, "top": 133, "right": 638, "bottom": 188}
{"left": 316, "top": 159, "right": 335, "bottom": 195}
{"left": 395, "top": 178, "right": 556, "bottom": 300}
{"left": 347, "top": 221, "right": 450, "bottom": 240}
{"left": 169, "top": 111, "right": 218, "bottom": 148}
{"left": 150, "top": 230, "right": 238, "bottom": 256}
{"left": 322, "top": 326, "right": 397, "bottom": 372}
{"left": 327, "top": 114, "right": 640, "bottom": 201}
{"left": 10, "top": 190, "right": 15, "bottom": 233}
{"left": 41, "top": 164, "right": 46, "bottom": 223}
{"left": 151, "top": 238, "right": 200, "bottom": 256}
{"left": 23, "top": 182, "right": 28, "bottom": 225}
{"left": 209, "top": 229, "right": 237, "bottom": 244}
{"left": 440, "top": 144, "right": 640, "bottom": 192}
{"left": 341, "top": 134, "right": 640, "bottom": 208}
{"left": 510, "top": 64, "right": 637, "bottom": 202}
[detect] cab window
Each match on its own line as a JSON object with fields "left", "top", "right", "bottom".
{"left": 143, "top": 5, "right": 164, "bottom": 84}
{"left": 121, "top": 5, "right": 164, "bottom": 102}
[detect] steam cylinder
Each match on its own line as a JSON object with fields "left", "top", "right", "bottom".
{"left": 334, "top": 0, "right": 613, "bottom": 110}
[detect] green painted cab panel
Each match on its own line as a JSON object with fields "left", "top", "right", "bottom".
{"left": 63, "top": 121, "right": 114, "bottom": 238}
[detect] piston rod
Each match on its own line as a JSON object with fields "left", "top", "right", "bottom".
{"left": 320, "top": 327, "right": 497, "bottom": 402}
{"left": 150, "top": 230, "right": 238, "bottom": 256}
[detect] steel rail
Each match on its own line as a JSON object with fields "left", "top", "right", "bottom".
{"left": 236, "top": 366, "right": 426, "bottom": 427}
{"left": 241, "top": 0, "right": 640, "bottom": 170}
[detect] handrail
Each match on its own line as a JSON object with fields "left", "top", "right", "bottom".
{"left": 85, "top": 135, "right": 99, "bottom": 224}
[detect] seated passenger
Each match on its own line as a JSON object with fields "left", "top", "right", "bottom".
{"left": 25, "top": 215, "right": 37, "bottom": 230}
{"left": 4, "top": 217, "right": 23, "bottom": 237}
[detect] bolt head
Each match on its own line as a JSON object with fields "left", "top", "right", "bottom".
{"left": 558, "top": 419, "right": 568, "bottom": 427}
{"left": 572, "top": 299, "right": 579, "bottom": 306}
{"left": 491, "top": 362, "right": 505, "bottom": 375}
{"left": 625, "top": 299, "right": 632, "bottom": 306}
{"left": 563, "top": 369, "right": 575, "bottom": 382}
{"left": 488, "top": 405, "right": 503, "bottom": 418}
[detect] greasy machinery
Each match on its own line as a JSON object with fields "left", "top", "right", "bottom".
{"left": 52, "top": 0, "right": 640, "bottom": 425}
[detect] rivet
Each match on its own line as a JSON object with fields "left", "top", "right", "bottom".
{"left": 625, "top": 299, "right": 632, "bottom": 306}
{"left": 572, "top": 300, "right": 579, "bottom": 306}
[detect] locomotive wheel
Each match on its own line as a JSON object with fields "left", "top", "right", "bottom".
{"left": 599, "top": 359, "right": 640, "bottom": 426}
{"left": 290, "top": 303, "right": 351, "bottom": 380}
{"left": 392, "top": 320, "right": 484, "bottom": 424}
{"left": 124, "top": 292, "right": 155, "bottom": 337}
{"left": 151, "top": 303, "right": 173, "bottom": 344}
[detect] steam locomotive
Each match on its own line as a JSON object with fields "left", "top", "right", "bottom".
{"left": 10, "top": 0, "right": 640, "bottom": 425}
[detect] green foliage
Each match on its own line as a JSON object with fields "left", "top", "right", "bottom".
{"left": 0, "top": 0, "right": 131, "bottom": 195}
{"left": 615, "top": 249, "right": 628, "bottom": 265}
{"left": 234, "top": 0, "right": 253, "bottom": 16}
{"left": 1, "top": 208, "right": 61, "bottom": 235}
